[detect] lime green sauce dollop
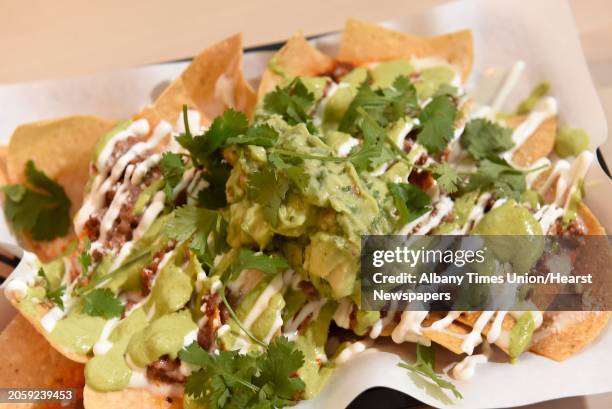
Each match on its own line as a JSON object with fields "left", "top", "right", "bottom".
{"left": 554, "top": 127, "right": 589, "bottom": 158}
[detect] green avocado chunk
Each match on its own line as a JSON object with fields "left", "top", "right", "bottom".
{"left": 509, "top": 312, "right": 536, "bottom": 361}
{"left": 149, "top": 262, "right": 193, "bottom": 317}
{"left": 85, "top": 308, "right": 148, "bottom": 391}
{"left": 370, "top": 60, "right": 414, "bottom": 88}
{"left": 323, "top": 68, "right": 367, "bottom": 124}
{"left": 414, "top": 66, "right": 456, "bottom": 100}
{"left": 472, "top": 201, "right": 544, "bottom": 273}
{"left": 435, "top": 191, "right": 479, "bottom": 233}
{"left": 294, "top": 301, "right": 336, "bottom": 398}
{"left": 92, "top": 120, "right": 132, "bottom": 163}
{"left": 50, "top": 313, "right": 106, "bottom": 355}
{"left": 354, "top": 310, "right": 380, "bottom": 336}
{"left": 554, "top": 127, "right": 589, "bottom": 158}
{"left": 127, "top": 309, "right": 197, "bottom": 368}
{"left": 219, "top": 274, "right": 286, "bottom": 352}
{"left": 304, "top": 232, "right": 359, "bottom": 299}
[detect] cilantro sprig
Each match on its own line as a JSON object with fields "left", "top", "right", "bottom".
{"left": 177, "top": 108, "right": 248, "bottom": 167}
{"left": 263, "top": 77, "right": 317, "bottom": 133}
{"left": 227, "top": 249, "right": 289, "bottom": 282}
{"left": 247, "top": 167, "right": 289, "bottom": 227}
{"left": 387, "top": 182, "right": 432, "bottom": 226}
{"left": 465, "top": 157, "right": 527, "bottom": 200}
{"left": 430, "top": 156, "right": 545, "bottom": 200}
{"left": 399, "top": 344, "right": 462, "bottom": 400}
{"left": 226, "top": 124, "right": 279, "bottom": 147}
{"left": 431, "top": 163, "right": 460, "bottom": 194}
{"left": 460, "top": 118, "right": 513, "bottom": 160}
{"left": 37, "top": 268, "right": 65, "bottom": 310}
{"left": 176, "top": 106, "right": 241, "bottom": 209}
{"left": 416, "top": 95, "right": 458, "bottom": 154}
{"left": 82, "top": 288, "right": 124, "bottom": 319}
{"left": 180, "top": 337, "right": 305, "bottom": 409}
{"left": 339, "top": 76, "right": 418, "bottom": 134}
{"left": 2, "top": 160, "right": 71, "bottom": 241}
{"left": 164, "top": 204, "right": 227, "bottom": 266}
{"left": 160, "top": 151, "right": 186, "bottom": 204}
{"left": 270, "top": 107, "right": 386, "bottom": 172}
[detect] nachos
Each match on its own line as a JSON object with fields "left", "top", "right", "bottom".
{"left": 1, "top": 20, "right": 610, "bottom": 408}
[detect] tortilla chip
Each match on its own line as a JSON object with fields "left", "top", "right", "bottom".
{"left": 257, "top": 33, "right": 336, "bottom": 97}
{"left": 530, "top": 311, "right": 611, "bottom": 361}
{"left": 4, "top": 116, "right": 115, "bottom": 260}
{"left": 422, "top": 313, "right": 472, "bottom": 355}
{"left": 0, "top": 315, "right": 84, "bottom": 409}
{"left": 504, "top": 115, "right": 557, "bottom": 167}
{"left": 5, "top": 298, "right": 88, "bottom": 363}
{"left": 379, "top": 312, "right": 472, "bottom": 355}
{"left": 83, "top": 386, "right": 182, "bottom": 409}
{"left": 455, "top": 312, "right": 515, "bottom": 356}
{"left": 6, "top": 116, "right": 115, "bottom": 215}
{"left": 579, "top": 202, "right": 606, "bottom": 235}
{"left": 338, "top": 19, "right": 473, "bottom": 82}
{"left": 142, "top": 34, "right": 256, "bottom": 126}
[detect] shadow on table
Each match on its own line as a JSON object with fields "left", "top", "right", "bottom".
{"left": 346, "top": 388, "right": 601, "bottom": 409}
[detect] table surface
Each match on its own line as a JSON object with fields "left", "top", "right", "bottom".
{"left": 2, "top": 0, "right": 612, "bottom": 408}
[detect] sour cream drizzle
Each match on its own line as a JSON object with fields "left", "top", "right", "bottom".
{"left": 391, "top": 308, "right": 431, "bottom": 345}
{"left": 333, "top": 298, "right": 353, "bottom": 329}
{"left": 243, "top": 270, "right": 293, "bottom": 332}
{"left": 452, "top": 353, "right": 488, "bottom": 381}
{"left": 74, "top": 119, "right": 165, "bottom": 235}
{"left": 4, "top": 251, "right": 40, "bottom": 300}
{"left": 285, "top": 298, "right": 326, "bottom": 334}
{"left": 93, "top": 317, "right": 120, "bottom": 355}
{"left": 504, "top": 97, "right": 557, "bottom": 164}
{"left": 399, "top": 196, "right": 454, "bottom": 235}
{"left": 335, "top": 340, "right": 372, "bottom": 365}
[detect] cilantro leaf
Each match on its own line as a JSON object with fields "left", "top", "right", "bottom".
{"left": 174, "top": 106, "right": 235, "bottom": 209}
{"left": 399, "top": 344, "right": 462, "bottom": 400}
{"left": 160, "top": 152, "right": 185, "bottom": 187}
{"left": 460, "top": 118, "right": 513, "bottom": 160}
{"left": 466, "top": 157, "right": 526, "bottom": 200}
{"left": 177, "top": 107, "right": 248, "bottom": 167}
{"left": 164, "top": 205, "right": 223, "bottom": 260}
{"left": 247, "top": 167, "right": 289, "bottom": 226}
{"left": 267, "top": 109, "right": 385, "bottom": 173}
{"left": 198, "top": 164, "right": 231, "bottom": 210}
{"left": 268, "top": 153, "right": 309, "bottom": 192}
{"left": 349, "top": 108, "right": 386, "bottom": 172}
{"left": 82, "top": 288, "right": 124, "bottom": 318}
{"left": 263, "top": 78, "right": 316, "bottom": 132}
{"left": 2, "top": 160, "right": 71, "bottom": 241}
{"left": 37, "top": 267, "right": 65, "bottom": 310}
{"left": 180, "top": 337, "right": 305, "bottom": 409}
{"left": 367, "top": 144, "right": 395, "bottom": 171}
{"left": 255, "top": 336, "right": 305, "bottom": 404}
{"left": 339, "top": 76, "right": 418, "bottom": 134}
{"left": 182, "top": 345, "right": 259, "bottom": 406}
{"left": 47, "top": 286, "right": 66, "bottom": 310}
{"left": 431, "top": 163, "right": 460, "bottom": 194}
{"left": 226, "top": 124, "right": 279, "bottom": 148}
{"left": 416, "top": 95, "right": 457, "bottom": 154}
{"left": 388, "top": 182, "right": 432, "bottom": 226}
{"left": 228, "top": 249, "right": 289, "bottom": 282}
